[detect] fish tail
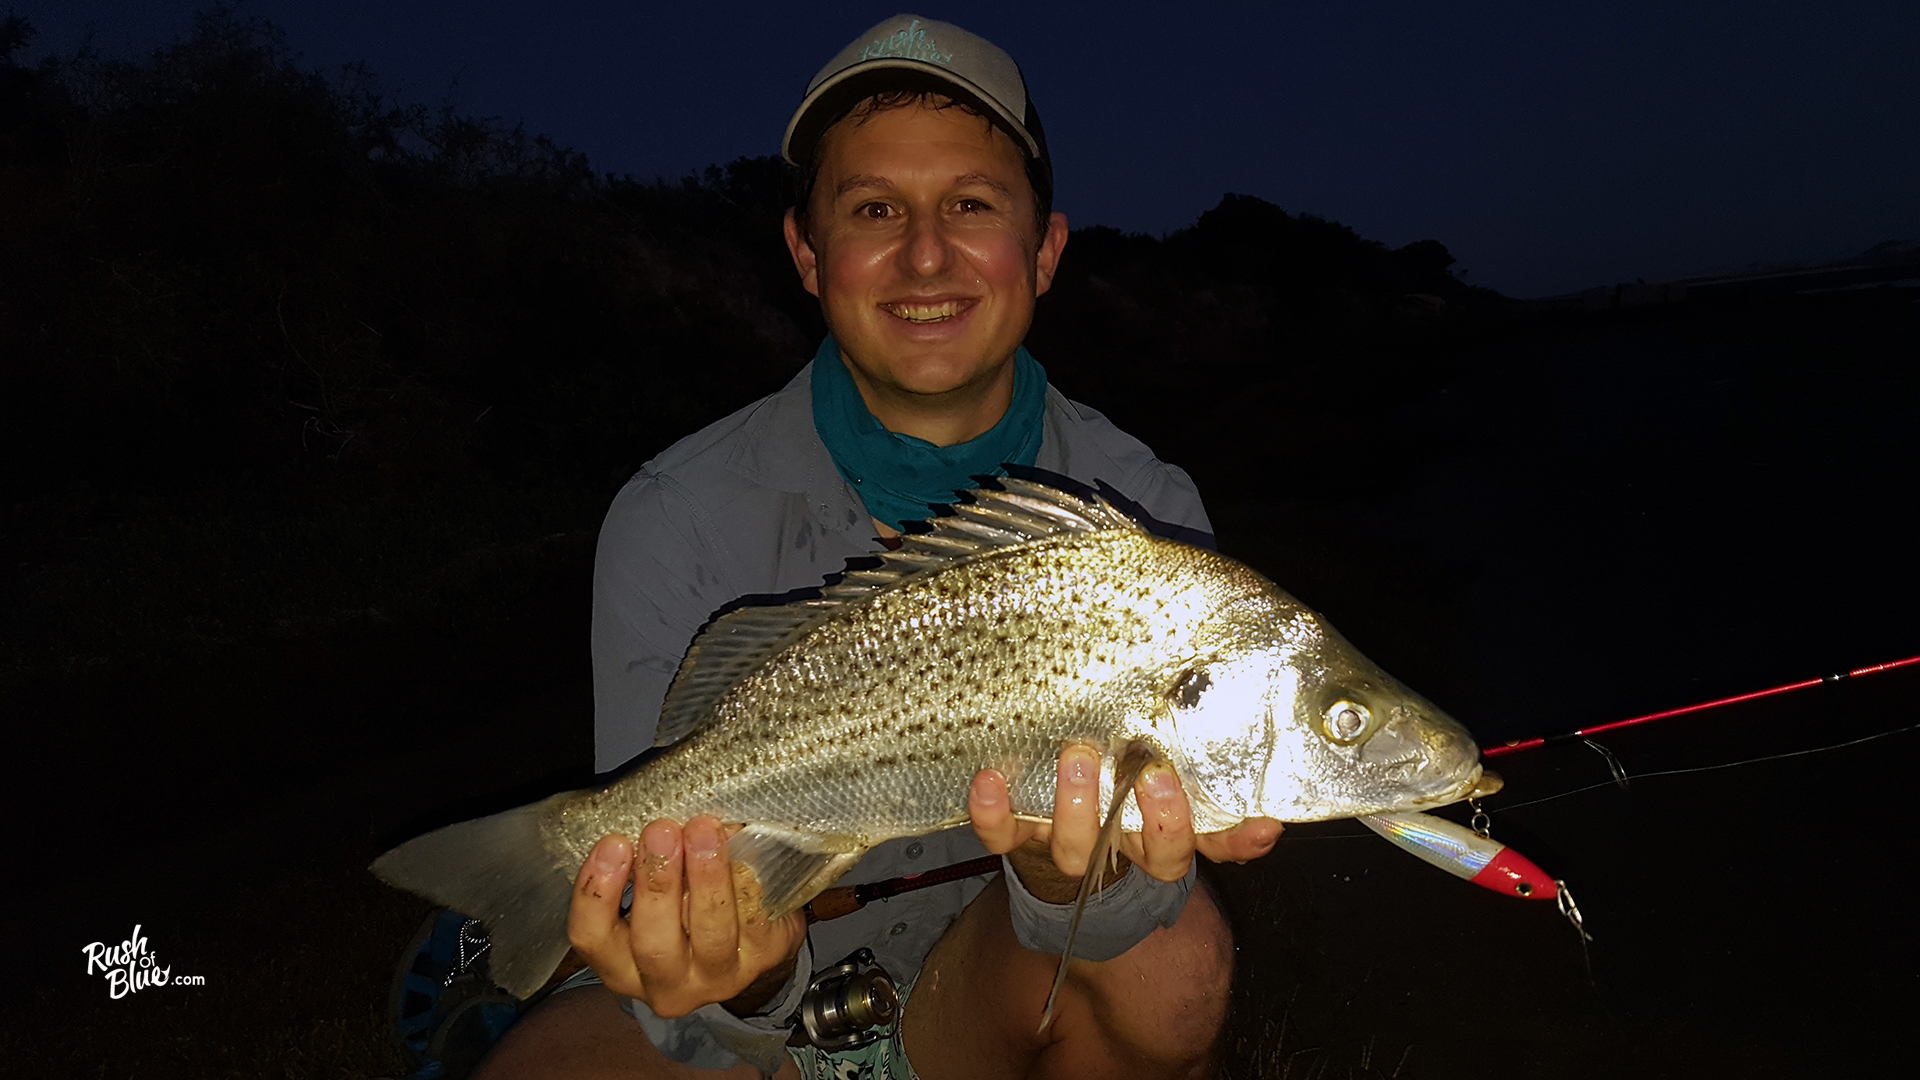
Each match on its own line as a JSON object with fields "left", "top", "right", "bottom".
{"left": 1038, "top": 742, "right": 1156, "bottom": 1034}
{"left": 370, "top": 795, "right": 576, "bottom": 1000}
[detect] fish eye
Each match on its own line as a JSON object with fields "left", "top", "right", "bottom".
{"left": 1170, "top": 668, "right": 1211, "bottom": 710}
{"left": 1324, "top": 699, "right": 1372, "bottom": 742}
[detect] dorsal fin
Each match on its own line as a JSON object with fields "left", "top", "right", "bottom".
{"left": 652, "top": 478, "right": 1144, "bottom": 747}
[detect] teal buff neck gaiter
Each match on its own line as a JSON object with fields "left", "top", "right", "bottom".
{"left": 811, "top": 336, "right": 1048, "bottom": 532}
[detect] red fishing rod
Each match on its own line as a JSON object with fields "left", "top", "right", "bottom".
{"left": 1483, "top": 654, "right": 1920, "bottom": 759}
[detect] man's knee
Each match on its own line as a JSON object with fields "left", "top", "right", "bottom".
{"left": 1095, "top": 877, "right": 1234, "bottom": 1069}
{"left": 472, "top": 986, "right": 766, "bottom": 1080}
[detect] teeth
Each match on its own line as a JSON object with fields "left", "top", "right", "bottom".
{"left": 886, "top": 300, "right": 964, "bottom": 323}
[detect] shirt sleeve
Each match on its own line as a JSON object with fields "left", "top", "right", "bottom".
{"left": 1111, "top": 458, "right": 1215, "bottom": 549}
{"left": 1002, "top": 857, "right": 1195, "bottom": 961}
{"left": 1041, "top": 392, "right": 1215, "bottom": 545}
{"left": 591, "top": 469, "right": 744, "bottom": 774}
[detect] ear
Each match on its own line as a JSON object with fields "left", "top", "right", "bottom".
{"left": 1033, "top": 211, "right": 1069, "bottom": 298}
{"left": 783, "top": 208, "right": 821, "bottom": 298}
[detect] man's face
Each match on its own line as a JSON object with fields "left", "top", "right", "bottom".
{"left": 784, "top": 101, "right": 1068, "bottom": 402}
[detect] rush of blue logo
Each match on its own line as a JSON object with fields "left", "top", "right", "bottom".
{"left": 858, "top": 20, "right": 953, "bottom": 67}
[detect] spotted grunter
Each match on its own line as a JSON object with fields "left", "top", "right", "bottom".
{"left": 372, "top": 477, "right": 1490, "bottom": 1008}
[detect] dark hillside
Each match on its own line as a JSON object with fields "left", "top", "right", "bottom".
{"left": 0, "top": 11, "right": 1481, "bottom": 685}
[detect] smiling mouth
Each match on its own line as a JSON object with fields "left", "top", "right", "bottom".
{"left": 882, "top": 299, "right": 973, "bottom": 324}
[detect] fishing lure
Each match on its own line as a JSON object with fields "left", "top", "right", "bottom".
{"left": 1359, "top": 809, "right": 1558, "bottom": 900}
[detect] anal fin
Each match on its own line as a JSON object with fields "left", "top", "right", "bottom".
{"left": 727, "top": 824, "right": 866, "bottom": 920}
{"left": 1039, "top": 741, "right": 1156, "bottom": 1034}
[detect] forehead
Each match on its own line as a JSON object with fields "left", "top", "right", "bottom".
{"left": 814, "top": 100, "right": 1029, "bottom": 190}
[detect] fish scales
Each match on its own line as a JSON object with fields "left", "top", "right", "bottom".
{"left": 550, "top": 530, "right": 1248, "bottom": 866}
{"left": 372, "top": 478, "right": 1486, "bottom": 999}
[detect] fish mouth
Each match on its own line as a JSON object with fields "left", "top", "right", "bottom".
{"left": 1407, "top": 764, "right": 1495, "bottom": 809}
{"left": 1468, "top": 769, "right": 1504, "bottom": 799}
{"left": 1358, "top": 710, "right": 1488, "bottom": 810}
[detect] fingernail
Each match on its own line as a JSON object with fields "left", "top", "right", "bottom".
{"left": 1143, "top": 765, "right": 1178, "bottom": 800}
{"left": 685, "top": 819, "right": 720, "bottom": 859}
{"left": 590, "top": 836, "right": 627, "bottom": 872}
{"left": 972, "top": 771, "right": 1003, "bottom": 806}
{"left": 1065, "top": 754, "right": 1094, "bottom": 786}
{"left": 643, "top": 824, "right": 676, "bottom": 859}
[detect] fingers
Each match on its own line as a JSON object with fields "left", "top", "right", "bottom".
{"left": 568, "top": 834, "right": 639, "bottom": 994}
{"left": 1195, "top": 817, "right": 1284, "bottom": 864}
{"left": 1122, "top": 769, "right": 1284, "bottom": 876}
{"left": 995, "top": 748, "right": 1217, "bottom": 885}
{"left": 1050, "top": 745, "right": 1102, "bottom": 878}
{"left": 627, "top": 820, "right": 686, "bottom": 991}
{"left": 681, "top": 816, "right": 738, "bottom": 975}
{"left": 566, "top": 819, "right": 809, "bottom": 1019}
{"left": 969, "top": 769, "right": 1037, "bottom": 854}
{"left": 1131, "top": 763, "right": 1197, "bottom": 882}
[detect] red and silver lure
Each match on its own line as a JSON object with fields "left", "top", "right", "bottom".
{"left": 1360, "top": 808, "right": 1559, "bottom": 901}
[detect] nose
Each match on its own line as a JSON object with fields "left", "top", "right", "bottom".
{"left": 900, "top": 207, "right": 954, "bottom": 279}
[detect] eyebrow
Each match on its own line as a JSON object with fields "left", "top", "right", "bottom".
{"left": 834, "top": 174, "right": 893, "bottom": 198}
{"left": 951, "top": 173, "right": 1016, "bottom": 200}
{"left": 832, "top": 172, "right": 1019, "bottom": 200}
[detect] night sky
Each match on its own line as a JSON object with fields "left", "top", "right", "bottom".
{"left": 15, "top": 1, "right": 1919, "bottom": 297}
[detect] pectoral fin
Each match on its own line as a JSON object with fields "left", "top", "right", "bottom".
{"left": 726, "top": 824, "right": 867, "bottom": 919}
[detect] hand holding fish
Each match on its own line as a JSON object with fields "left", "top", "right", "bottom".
{"left": 969, "top": 746, "right": 1284, "bottom": 902}
{"left": 566, "top": 817, "right": 807, "bottom": 1019}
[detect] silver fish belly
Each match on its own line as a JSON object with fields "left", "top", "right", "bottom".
{"left": 373, "top": 477, "right": 1483, "bottom": 998}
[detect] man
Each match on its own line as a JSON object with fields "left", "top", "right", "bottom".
{"left": 475, "top": 15, "right": 1280, "bottom": 1080}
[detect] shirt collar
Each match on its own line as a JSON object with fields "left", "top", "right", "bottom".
{"left": 726, "top": 362, "right": 868, "bottom": 532}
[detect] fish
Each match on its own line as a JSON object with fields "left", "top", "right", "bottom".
{"left": 372, "top": 475, "right": 1488, "bottom": 1001}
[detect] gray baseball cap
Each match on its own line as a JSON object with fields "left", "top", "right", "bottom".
{"left": 782, "top": 14, "right": 1050, "bottom": 181}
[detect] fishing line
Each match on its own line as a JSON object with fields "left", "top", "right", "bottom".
{"left": 1489, "top": 720, "right": 1920, "bottom": 814}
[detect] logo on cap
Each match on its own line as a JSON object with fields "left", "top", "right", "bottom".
{"left": 858, "top": 19, "right": 953, "bottom": 67}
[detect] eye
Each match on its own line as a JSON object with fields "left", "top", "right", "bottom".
{"left": 956, "top": 198, "right": 990, "bottom": 214}
{"left": 858, "top": 202, "right": 894, "bottom": 220}
{"left": 1324, "top": 699, "right": 1372, "bottom": 742}
{"left": 1170, "top": 668, "right": 1211, "bottom": 710}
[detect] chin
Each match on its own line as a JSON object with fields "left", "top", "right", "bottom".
{"left": 861, "top": 345, "right": 1000, "bottom": 396}
{"left": 892, "top": 364, "right": 990, "bottom": 395}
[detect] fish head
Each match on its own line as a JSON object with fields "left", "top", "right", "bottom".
{"left": 1155, "top": 586, "right": 1483, "bottom": 827}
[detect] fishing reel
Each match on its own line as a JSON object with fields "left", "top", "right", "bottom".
{"left": 788, "top": 948, "right": 899, "bottom": 1052}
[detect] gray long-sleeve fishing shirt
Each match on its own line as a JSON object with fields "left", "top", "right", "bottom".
{"left": 588, "top": 359, "right": 1214, "bottom": 1065}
